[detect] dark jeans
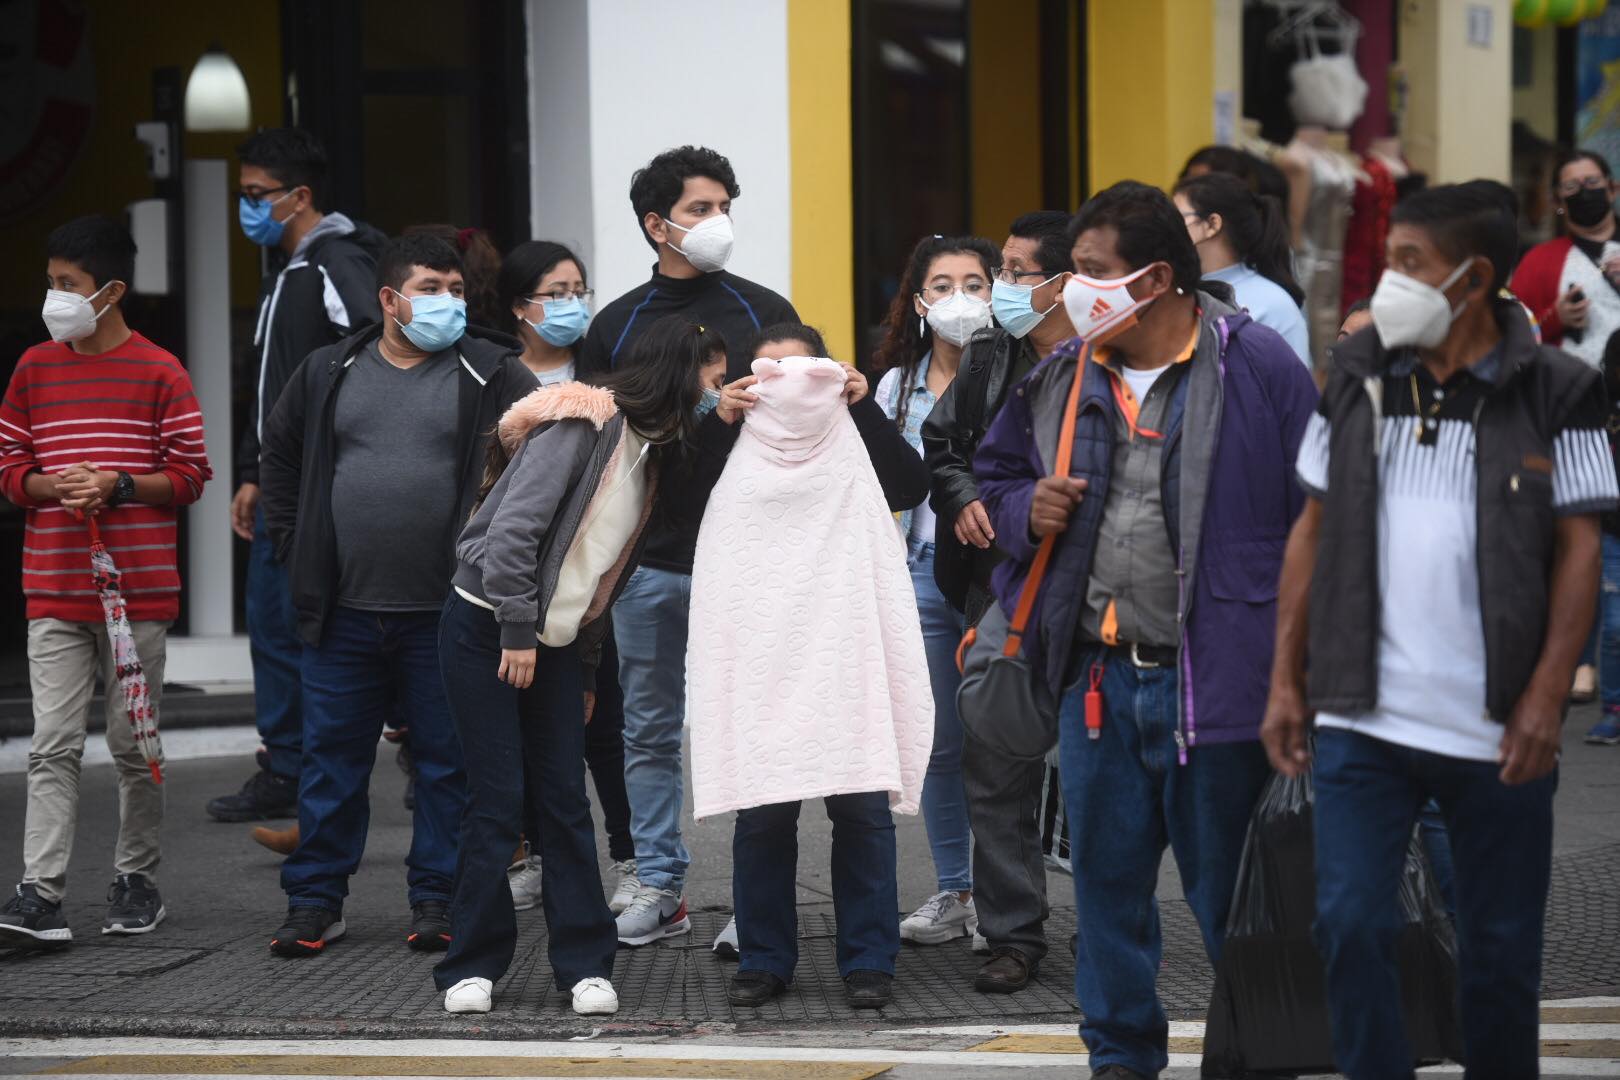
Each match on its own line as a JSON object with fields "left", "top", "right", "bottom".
{"left": 246, "top": 508, "right": 302, "bottom": 780}
{"left": 962, "top": 731, "right": 1049, "bottom": 961}
{"left": 1058, "top": 650, "right": 1271, "bottom": 1077}
{"left": 524, "top": 631, "right": 633, "bottom": 864}
{"left": 733, "top": 792, "right": 899, "bottom": 984}
{"left": 1312, "top": 728, "right": 1556, "bottom": 1080}
{"left": 281, "top": 606, "right": 464, "bottom": 910}
{"left": 434, "top": 594, "right": 616, "bottom": 990}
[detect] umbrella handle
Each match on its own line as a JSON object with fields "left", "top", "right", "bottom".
{"left": 85, "top": 514, "right": 102, "bottom": 545}
{"left": 149, "top": 760, "right": 164, "bottom": 785}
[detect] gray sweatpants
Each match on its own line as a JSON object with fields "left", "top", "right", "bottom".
{"left": 23, "top": 617, "right": 168, "bottom": 903}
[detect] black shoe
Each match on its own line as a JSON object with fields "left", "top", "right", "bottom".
{"left": 974, "top": 946, "right": 1037, "bottom": 993}
{"left": 255, "top": 747, "right": 272, "bottom": 772}
{"left": 727, "top": 969, "right": 787, "bottom": 1007}
{"left": 269, "top": 905, "right": 345, "bottom": 956}
{"left": 1092, "top": 1066, "right": 1152, "bottom": 1080}
{"left": 844, "top": 969, "right": 893, "bottom": 1009}
{"left": 206, "top": 768, "right": 297, "bottom": 823}
{"left": 407, "top": 899, "right": 451, "bottom": 951}
{"left": 103, "top": 873, "right": 165, "bottom": 935}
{"left": 0, "top": 883, "right": 71, "bottom": 948}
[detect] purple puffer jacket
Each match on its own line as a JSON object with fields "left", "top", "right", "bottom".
{"left": 974, "top": 299, "right": 1318, "bottom": 750}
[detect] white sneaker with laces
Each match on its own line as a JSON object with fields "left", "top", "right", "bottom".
{"left": 608, "top": 859, "right": 641, "bottom": 915}
{"left": 712, "top": 915, "right": 739, "bottom": 959}
{"left": 614, "top": 887, "right": 690, "bottom": 945}
{"left": 900, "top": 891, "right": 979, "bottom": 945}
{"left": 507, "top": 844, "right": 543, "bottom": 912}
{"left": 971, "top": 929, "right": 991, "bottom": 955}
{"left": 444, "top": 977, "right": 492, "bottom": 1013}
{"left": 571, "top": 976, "right": 620, "bottom": 1015}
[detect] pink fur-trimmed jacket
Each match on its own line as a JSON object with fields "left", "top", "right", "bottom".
{"left": 450, "top": 381, "right": 655, "bottom": 654}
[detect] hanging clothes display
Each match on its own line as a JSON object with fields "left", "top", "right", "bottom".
{"left": 1291, "top": 130, "right": 1359, "bottom": 368}
{"left": 1341, "top": 145, "right": 1403, "bottom": 313}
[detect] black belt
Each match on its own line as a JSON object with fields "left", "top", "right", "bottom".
{"left": 1109, "top": 642, "right": 1176, "bottom": 668}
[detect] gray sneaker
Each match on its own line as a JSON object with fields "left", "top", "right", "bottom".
{"left": 507, "top": 845, "right": 543, "bottom": 912}
{"left": 900, "top": 891, "right": 978, "bottom": 945}
{"left": 0, "top": 883, "right": 71, "bottom": 947}
{"left": 607, "top": 859, "right": 641, "bottom": 915}
{"left": 614, "top": 887, "right": 690, "bottom": 946}
{"left": 103, "top": 873, "right": 165, "bottom": 935}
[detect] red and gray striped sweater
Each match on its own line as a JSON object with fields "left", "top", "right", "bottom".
{"left": 0, "top": 331, "right": 212, "bottom": 623}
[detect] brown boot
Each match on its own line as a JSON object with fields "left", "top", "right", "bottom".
{"left": 252, "top": 823, "right": 299, "bottom": 856}
{"left": 974, "top": 946, "right": 1037, "bottom": 993}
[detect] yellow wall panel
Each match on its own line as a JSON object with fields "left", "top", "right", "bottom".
{"left": 968, "top": 0, "right": 1045, "bottom": 239}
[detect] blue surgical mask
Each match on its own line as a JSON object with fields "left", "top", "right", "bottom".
{"left": 991, "top": 275, "right": 1062, "bottom": 339}
{"left": 529, "top": 296, "right": 590, "bottom": 347}
{"left": 394, "top": 291, "right": 468, "bottom": 353}
{"left": 239, "top": 192, "right": 293, "bottom": 247}
{"left": 694, "top": 385, "right": 722, "bottom": 420}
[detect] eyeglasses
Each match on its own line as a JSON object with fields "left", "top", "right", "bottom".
{"left": 991, "top": 266, "right": 1051, "bottom": 284}
{"left": 525, "top": 288, "right": 596, "bottom": 303}
{"left": 238, "top": 186, "right": 291, "bottom": 202}
{"left": 1558, "top": 176, "right": 1611, "bottom": 197}
{"left": 920, "top": 280, "right": 990, "bottom": 301}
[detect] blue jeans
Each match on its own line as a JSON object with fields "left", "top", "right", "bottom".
{"left": 1312, "top": 728, "right": 1556, "bottom": 1080}
{"left": 434, "top": 594, "right": 616, "bottom": 990}
{"left": 246, "top": 508, "right": 302, "bottom": 780}
{"left": 614, "top": 566, "right": 693, "bottom": 893}
{"left": 1058, "top": 650, "right": 1270, "bottom": 1077}
{"left": 282, "top": 606, "right": 466, "bottom": 909}
{"left": 1417, "top": 799, "right": 1456, "bottom": 918}
{"left": 910, "top": 541, "right": 971, "bottom": 894}
{"left": 1600, "top": 533, "right": 1620, "bottom": 713}
{"left": 733, "top": 792, "right": 898, "bottom": 982}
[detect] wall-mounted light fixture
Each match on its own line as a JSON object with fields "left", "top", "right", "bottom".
{"left": 183, "top": 45, "right": 251, "bottom": 133}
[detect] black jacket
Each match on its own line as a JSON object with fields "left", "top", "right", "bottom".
{"left": 921, "top": 327, "right": 1039, "bottom": 612}
{"left": 259, "top": 323, "right": 533, "bottom": 646}
{"left": 240, "top": 214, "right": 388, "bottom": 486}
{"left": 579, "top": 266, "right": 799, "bottom": 573}
{"left": 1308, "top": 301, "right": 1610, "bottom": 722}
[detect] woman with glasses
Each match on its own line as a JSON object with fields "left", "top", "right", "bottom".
{"left": 499, "top": 241, "right": 598, "bottom": 385}
{"left": 1513, "top": 150, "right": 1620, "bottom": 371}
{"left": 871, "top": 233, "right": 1000, "bottom": 948}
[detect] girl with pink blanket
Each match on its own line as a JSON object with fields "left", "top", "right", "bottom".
{"left": 686, "top": 323, "right": 932, "bottom": 1011}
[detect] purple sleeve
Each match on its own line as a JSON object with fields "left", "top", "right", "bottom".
{"left": 1274, "top": 349, "right": 1319, "bottom": 524}
{"left": 973, "top": 385, "right": 1043, "bottom": 565}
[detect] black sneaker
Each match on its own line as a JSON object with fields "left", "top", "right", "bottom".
{"left": 407, "top": 899, "right": 451, "bottom": 952}
{"left": 727, "top": 969, "right": 787, "bottom": 1007}
{"left": 103, "top": 873, "right": 165, "bottom": 935}
{"left": 844, "top": 969, "right": 893, "bottom": 1009}
{"left": 269, "top": 905, "right": 345, "bottom": 957}
{"left": 1091, "top": 1066, "right": 1151, "bottom": 1080}
{"left": 206, "top": 768, "right": 297, "bottom": 822}
{"left": 0, "top": 883, "right": 71, "bottom": 948}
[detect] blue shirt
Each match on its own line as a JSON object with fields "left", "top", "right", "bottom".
{"left": 876, "top": 351, "right": 937, "bottom": 542}
{"left": 1206, "top": 263, "right": 1311, "bottom": 368}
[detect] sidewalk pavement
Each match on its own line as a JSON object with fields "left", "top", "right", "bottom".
{"left": 0, "top": 706, "right": 1614, "bottom": 1043}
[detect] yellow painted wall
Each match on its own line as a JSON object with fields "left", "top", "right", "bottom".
{"left": 1400, "top": 0, "right": 1512, "bottom": 182}
{"left": 2, "top": 2, "right": 281, "bottom": 311}
{"left": 787, "top": 0, "right": 856, "bottom": 363}
{"left": 1086, "top": 0, "right": 1215, "bottom": 192}
{"left": 968, "top": 0, "right": 1045, "bottom": 239}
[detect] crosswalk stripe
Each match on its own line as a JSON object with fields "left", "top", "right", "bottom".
{"left": 966, "top": 1033, "right": 1620, "bottom": 1060}
{"left": 38, "top": 1056, "right": 890, "bottom": 1079}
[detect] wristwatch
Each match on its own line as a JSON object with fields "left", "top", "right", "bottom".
{"left": 109, "top": 470, "right": 136, "bottom": 507}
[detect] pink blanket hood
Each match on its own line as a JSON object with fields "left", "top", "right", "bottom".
{"left": 687, "top": 357, "right": 935, "bottom": 818}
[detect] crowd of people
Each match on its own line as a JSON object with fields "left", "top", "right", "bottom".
{"left": 2, "top": 126, "right": 1618, "bottom": 1080}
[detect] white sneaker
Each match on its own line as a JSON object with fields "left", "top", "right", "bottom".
{"left": 444, "top": 977, "right": 492, "bottom": 1013}
{"left": 507, "top": 844, "right": 543, "bottom": 912}
{"left": 712, "top": 915, "right": 739, "bottom": 959}
{"left": 607, "top": 859, "right": 641, "bottom": 915}
{"left": 571, "top": 976, "right": 619, "bottom": 1015}
{"left": 971, "top": 930, "right": 991, "bottom": 955}
{"left": 614, "top": 887, "right": 690, "bottom": 945}
{"left": 900, "top": 891, "right": 979, "bottom": 945}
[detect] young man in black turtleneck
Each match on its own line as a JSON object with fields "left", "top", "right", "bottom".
{"left": 582, "top": 146, "right": 797, "bottom": 947}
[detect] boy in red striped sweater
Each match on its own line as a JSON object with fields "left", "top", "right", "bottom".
{"left": 0, "top": 215, "right": 212, "bottom": 947}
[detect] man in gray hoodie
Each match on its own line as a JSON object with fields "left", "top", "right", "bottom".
{"left": 207, "top": 128, "right": 385, "bottom": 825}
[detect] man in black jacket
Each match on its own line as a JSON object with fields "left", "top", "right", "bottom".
{"left": 258, "top": 235, "right": 532, "bottom": 958}
{"left": 580, "top": 147, "right": 797, "bottom": 946}
{"left": 208, "top": 128, "right": 385, "bottom": 824}
{"left": 1264, "top": 186, "right": 1616, "bottom": 1078}
{"left": 920, "top": 211, "right": 1075, "bottom": 994}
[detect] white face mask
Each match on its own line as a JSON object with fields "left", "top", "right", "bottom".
{"left": 42, "top": 282, "right": 115, "bottom": 343}
{"left": 665, "top": 213, "right": 734, "bottom": 273}
{"left": 919, "top": 289, "right": 994, "bottom": 347}
{"left": 1369, "top": 258, "right": 1474, "bottom": 351}
{"left": 1061, "top": 265, "right": 1157, "bottom": 344}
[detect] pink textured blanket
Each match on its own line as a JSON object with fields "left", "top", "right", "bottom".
{"left": 688, "top": 357, "right": 934, "bottom": 818}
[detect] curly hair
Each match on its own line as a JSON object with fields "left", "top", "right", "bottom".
{"left": 629, "top": 146, "right": 740, "bottom": 250}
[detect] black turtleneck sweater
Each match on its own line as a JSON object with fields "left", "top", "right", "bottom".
{"left": 579, "top": 266, "right": 800, "bottom": 573}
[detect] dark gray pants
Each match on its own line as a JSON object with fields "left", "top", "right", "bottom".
{"left": 962, "top": 739, "right": 1050, "bottom": 962}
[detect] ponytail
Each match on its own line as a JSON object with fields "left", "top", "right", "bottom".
{"left": 1176, "top": 172, "right": 1304, "bottom": 307}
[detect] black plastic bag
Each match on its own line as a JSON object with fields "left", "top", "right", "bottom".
{"left": 1201, "top": 771, "right": 1464, "bottom": 1076}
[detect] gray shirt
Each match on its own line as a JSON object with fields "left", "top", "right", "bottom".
{"left": 330, "top": 342, "right": 462, "bottom": 611}
{"left": 1081, "top": 358, "right": 1187, "bottom": 648}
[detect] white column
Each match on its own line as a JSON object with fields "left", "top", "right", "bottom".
{"left": 182, "top": 158, "right": 234, "bottom": 638}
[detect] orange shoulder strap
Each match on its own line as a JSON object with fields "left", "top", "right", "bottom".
{"left": 1003, "top": 344, "right": 1088, "bottom": 657}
